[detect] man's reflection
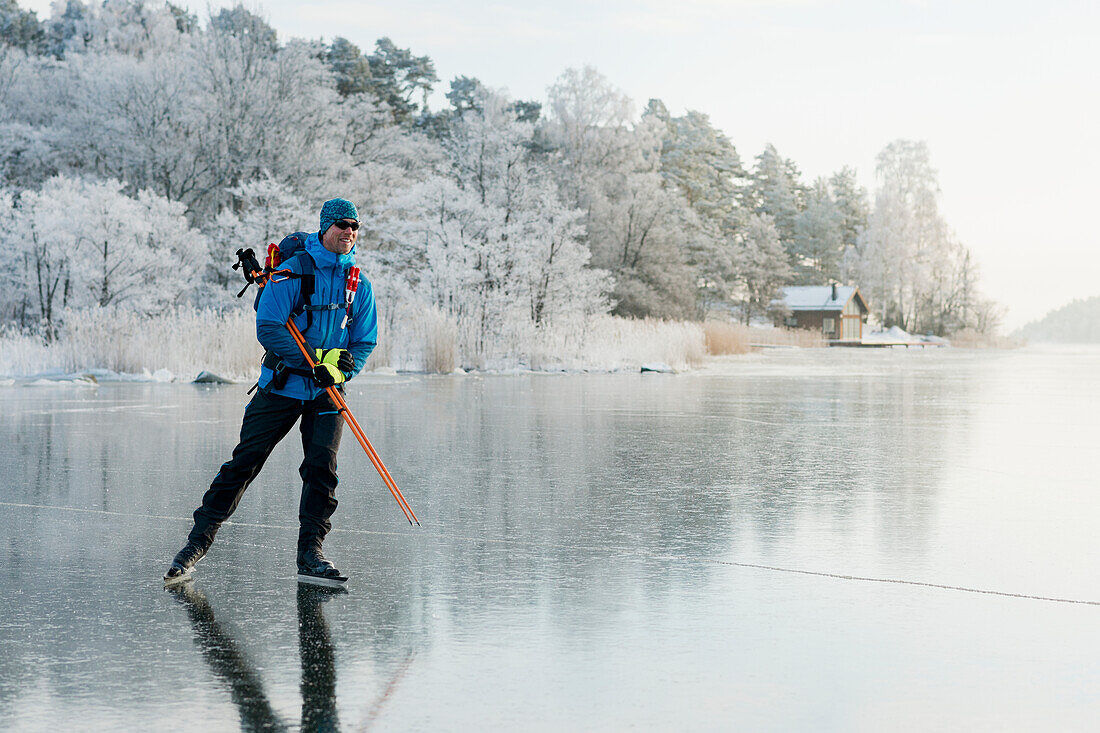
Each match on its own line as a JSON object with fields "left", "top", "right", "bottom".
{"left": 298, "top": 584, "right": 340, "bottom": 731}
{"left": 167, "top": 582, "right": 344, "bottom": 732}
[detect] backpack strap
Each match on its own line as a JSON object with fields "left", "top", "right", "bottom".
{"left": 294, "top": 250, "right": 316, "bottom": 330}
{"left": 293, "top": 254, "right": 351, "bottom": 327}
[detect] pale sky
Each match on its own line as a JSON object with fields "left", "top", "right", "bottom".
{"left": 24, "top": 0, "right": 1100, "bottom": 329}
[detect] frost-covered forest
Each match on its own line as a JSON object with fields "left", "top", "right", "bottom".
{"left": 1014, "top": 297, "right": 1100, "bottom": 344}
{"left": 0, "top": 0, "right": 1002, "bottom": 375}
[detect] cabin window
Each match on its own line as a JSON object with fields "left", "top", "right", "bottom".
{"left": 785, "top": 316, "right": 797, "bottom": 328}
{"left": 823, "top": 317, "right": 836, "bottom": 334}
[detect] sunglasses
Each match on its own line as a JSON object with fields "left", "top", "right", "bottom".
{"left": 333, "top": 219, "right": 360, "bottom": 231}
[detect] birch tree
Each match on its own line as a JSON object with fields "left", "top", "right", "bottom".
{"left": 856, "top": 140, "right": 949, "bottom": 330}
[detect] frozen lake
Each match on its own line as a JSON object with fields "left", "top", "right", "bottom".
{"left": 1, "top": 346, "right": 1098, "bottom": 731}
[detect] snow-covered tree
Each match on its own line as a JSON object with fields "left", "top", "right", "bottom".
{"left": 366, "top": 36, "right": 437, "bottom": 125}
{"left": 323, "top": 36, "right": 372, "bottom": 97}
{"left": 377, "top": 88, "right": 607, "bottom": 361}
{"left": 829, "top": 166, "right": 867, "bottom": 265}
{"left": 0, "top": 0, "right": 46, "bottom": 53}
{"left": 334, "top": 91, "right": 445, "bottom": 205}
{"left": 3, "top": 175, "right": 202, "bottom": 336}
{"left": 749, "top": 144, "right": 804, "bottom": 246}
{"left": 792, "top": 178, "right": 843, "bottom": 285}
{"left": 5, "top": 176, "right": 83, "bottom": 336}
{"left": 524, "top": 191, "right": 608, "bottom": 326}
{"left": 0, "top": 44, "right": 57, "bottom": 188}
{"left": 57, "top": 0, "right": 187, "bottom": 59}
{"left": 657, "top": 107, "right": 744, "bottom": 221}
{"left": 48, "top": 49, "right": 204, "bottom": 199}
{"left": 851, "top": 140, "right": 996, "bottom": 335}
{"left": 203, "top": 175, "right": 313, "bottom": 296}
{"left": 379, "top": 175, "right": 481, "bottom": 312}
{"left": 587, "top": 162, "right": 695, "bottom": 319}
{"left": 747, "top": 143, "right": 808, "bottom": 301}
{"left": 208, "top": 4, "right": 277, "bottom": 54}
{"left": 29, "top": 12, "right": 339, "bottom": 219}
{"left": 184, "top": 32, "right": 339, "bottom": 218}
{"left": 856, "top": 140, "right": 949, "bottom": 330}
{"left": 0, "top": 186, "right": 31, "bottom": 324}
{"left": 543, "top": 68, "right": 696, "bottom": 319}
{"left": 542, "top": 65, "right": 635, "bottom": 210}
{"left": 652, "top": 104, "right": 748, "bottom": 316}
{"left": 44, "top": 0, "right": 89, "bottom": 58}
{"left": 732, "top": 213, "right": 792, "bottom": 325}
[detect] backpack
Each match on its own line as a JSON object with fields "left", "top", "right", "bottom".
{"left": 254, "top": 231, "right": 329, "bottom": 331}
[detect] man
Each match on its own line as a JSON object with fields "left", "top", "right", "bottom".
{"left": 165, "top": 198, "right": 377, "bottom": 587}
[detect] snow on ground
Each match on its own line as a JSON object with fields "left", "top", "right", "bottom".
{"left": 863, "top": 326, "right": 949, "bottom": 346}
{"left": 0, "top": 367, "right": 226, "bottom": 386}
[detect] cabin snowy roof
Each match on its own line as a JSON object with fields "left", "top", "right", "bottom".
{"left": 778, "top": 285, "right": 866, "bottom": 312}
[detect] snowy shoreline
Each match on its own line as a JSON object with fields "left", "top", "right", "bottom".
{"left": 0, "top": 361, "right": 685, "bottom": 386}
{"left": 1, "top": 309, "right": 1011, "bottom": 387}
{"left": 1, "top": 341, "right": 1013, "bottom": 387}
{"left": 0, "top": 308, "right": 710, "bottom": 381}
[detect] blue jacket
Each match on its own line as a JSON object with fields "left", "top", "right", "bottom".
{"left": 255, "top": 232, "right": 377, "bottom": 400}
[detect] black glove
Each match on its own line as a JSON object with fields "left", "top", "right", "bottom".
{"left": 315, "top": 348, "right": 355, "bottom": 373}
{"left": 312, "top": 363, "right": 342, "bottom": 388}
{"left": 336, "top": 350, "right": 355, "bottom": 372}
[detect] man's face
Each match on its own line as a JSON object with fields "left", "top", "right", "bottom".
{"left": 322, "top": 219, "right": 359, "bottom": 255}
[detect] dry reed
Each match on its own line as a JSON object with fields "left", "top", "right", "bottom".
{"left": 704, "top": 321, "right": 825, "bottom": 354}
{"left": 420, "top": 308, "right": 458, "bottom": 373}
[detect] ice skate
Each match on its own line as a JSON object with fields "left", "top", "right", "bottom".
{"left": 164, "top": 541, "right": 208, "bottom": 586}
{"left": 296, "top": 547, "right": 348, "bottom": 588}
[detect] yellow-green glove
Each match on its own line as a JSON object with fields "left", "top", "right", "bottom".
{"left": 312, "top": 348, "right": 348, "bottom": 387}
{"left": 315, "top": 348, "right": 355, "bottom": 372}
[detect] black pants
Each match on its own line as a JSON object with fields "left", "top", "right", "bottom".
{"left": 188, "top": 388, "right": 344, "bottom": 552}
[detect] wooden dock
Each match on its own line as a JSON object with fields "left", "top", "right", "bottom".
{"left": 829, "top": 340, "right": 945, "bottom": 348}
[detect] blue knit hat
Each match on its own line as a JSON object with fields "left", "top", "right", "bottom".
{"left": 319, "top": 198, "right": 359, "bottom": 234}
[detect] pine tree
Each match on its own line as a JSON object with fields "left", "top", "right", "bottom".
{"left": 209, "top": 5, "right": 277, "bottom": 55}
{"left": 366, "top": 37, "right": 438, "bottom": 125}
{"left": 0, "top": 0, "right": 46, "bottom": 53}
{"left": 828, "top": 166, "right": 867, "bottom": 257}
{"left": 749, "top": 143, "right": 804, "bottom": 252}
{"left": 324, "top": 37, "right": 372, "bottom": 97}
{"left": 653, "top": 105, "right": 746, "bottom": 316}
{"left": 792, "top": 178, "right": 843, "bottom": 285}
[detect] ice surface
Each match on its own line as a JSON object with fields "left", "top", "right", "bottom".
{"left": 1, "top": 347, "right": 1098, "bottom": 731}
